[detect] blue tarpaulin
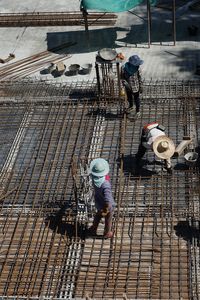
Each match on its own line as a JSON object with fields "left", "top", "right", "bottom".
{"left": 81, "top": 0, "right": 157, "bottom": 12}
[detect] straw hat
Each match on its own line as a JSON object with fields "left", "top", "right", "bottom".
{"left": 128, "top": 55, "right": 144, "bottom": 66}
{"left": 90, "top": 158, "right": 109, "bottom": 177}
{"left": 153, "top": 136, "right": 175, "bottom": 159}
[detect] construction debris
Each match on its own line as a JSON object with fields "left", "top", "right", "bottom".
{"left": 0, "top": 53, "right": 15, "bottom": 64}
{"left": 0, "top": 42, "right": 75, "bottom": 80}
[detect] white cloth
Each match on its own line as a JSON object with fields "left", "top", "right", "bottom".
{"left": 141, "top": 123, "right": 172, "bottom": 168}
{"left": 143, "top": 128, "right": 165, "bottom": 149}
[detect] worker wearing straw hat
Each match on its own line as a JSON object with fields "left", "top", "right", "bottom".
{"left": 87, "top": 158, "right": 115, "bottom": 239}
{"left": 135, "top": 122, "right": 175, "bottom": 173}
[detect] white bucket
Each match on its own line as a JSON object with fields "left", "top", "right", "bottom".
{"left": 184, "top": 152, "right": 198, "bottom": 166}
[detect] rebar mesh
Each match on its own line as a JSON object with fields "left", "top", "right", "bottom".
{"left": 0, "top": 79, "right": 199, "bottom": 299}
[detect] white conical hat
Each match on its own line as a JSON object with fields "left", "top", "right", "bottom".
{"left": 153, "top": 136, "right": 175, "bottom": 159}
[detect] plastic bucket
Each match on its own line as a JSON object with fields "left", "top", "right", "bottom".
{"left": 56, "top": 62, "right": 66, "bottom": 75}
{"left": 47, "top": 63, "right": 56, "bottom": 74}
{"left": 68, "top": 64, "right": 80, "bottom": 76}
{"left": 81, "top": 63, "right": 92, "bottom": 75}
{"left": 184, "top": 152, "right": 198, "bottom": 166}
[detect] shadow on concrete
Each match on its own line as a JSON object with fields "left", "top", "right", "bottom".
{"left": 68, "top": 91, "right": 97, "bottom": 100}
{"left": 117, "top": 154, "right": 158, "bottom": 177}
{"left": 45, "top": 12, "right": 200, "bottom": 79}
{"left": 118, "top": 23, "right": 200, "bottom": 47}
{"left": 45, "top": 205, "right": 86, "bottom": 239}
{"left": 47, "top": 27, "right": 125, "bottom": 55}
{"left": 117, "top": 9, "right": 200, "bottom": 46}
{"left": 86, "top": 108, "right": 124, "bottom": 119}
{"left": 174, "top": 220, "right": 200, "bottom": 246}
{"left": 172, "top": 48, "right": 200, "bottom": 74}
{"left": 45, "top": 206, "right": 112, "bottom": 240}
{"left": 173, "top": 162, "right": 189, "bottom": 171}
{"left": 43, "top": 1, "right": 200, "bottom": 53}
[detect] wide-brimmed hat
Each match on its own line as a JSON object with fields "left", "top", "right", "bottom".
{"left": 128, "top": 55, "right": 144, "bottom": 66}
{"left": 90, "top": 158, "right": 109, "bottom": 177}
{"left": 153, "top": 136, "right": 175, "bottom": 159}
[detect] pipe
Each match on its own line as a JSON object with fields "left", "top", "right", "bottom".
{"left": 174, "top": 136, "right": 193, "bottom": 157}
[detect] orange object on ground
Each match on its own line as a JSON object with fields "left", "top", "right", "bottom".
{"left": 143, "top": 122, "right": 158, "bottom": 131}
{"left": 117, "top": 52, "right": 125, "bottom": 60}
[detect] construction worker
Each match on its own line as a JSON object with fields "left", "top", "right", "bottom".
{"left": 135, "top": 122, "right": 175, "bottom": 174}
{"left": 121, "top": 54, "right": 144, "bottom": 118}
{"left": 88, "top": 158, "right": 115, "bottom": 239}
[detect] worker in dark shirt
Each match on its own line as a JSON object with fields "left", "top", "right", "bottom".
{"left": 121, "top": 54, "right": 144, "bottom": 118}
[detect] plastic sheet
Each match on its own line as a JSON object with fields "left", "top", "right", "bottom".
{"left": 81, "top": 0, "right": 157, "bottom": 12}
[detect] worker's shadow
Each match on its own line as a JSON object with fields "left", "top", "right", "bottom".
{"left": 118, "top": 155, "right": 158, "bottom": 177}
{"left": 174, "top": 221, "right": 199, "bottom": 247}
{"left": 45, "top": 205, "right": 86, "bottom": 239}
{"left": 86, "top": 108, "right": 124, "bottom": 120}
{"left": 45, "top": 209, "right": 107, "bottom": 240}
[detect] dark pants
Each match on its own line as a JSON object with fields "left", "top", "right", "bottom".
{"left": 135, "top": 142, "right": 147, "bottom": 160}
{"left": 92, "top": 210, "right": 113, "bottom": 234}
{"left": 135, "top": 129, "right": 147, "bottom": 160}
{"left": 126, "top": 89, "right": 140, "bottom": 113}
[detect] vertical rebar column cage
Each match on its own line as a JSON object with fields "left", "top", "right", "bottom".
{"left": 95, "top": 55, "right": 122, "bottom": 102}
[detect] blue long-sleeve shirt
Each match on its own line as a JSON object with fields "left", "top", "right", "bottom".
{"left": 93, "top": 179, "right": 115, "bottom": 212}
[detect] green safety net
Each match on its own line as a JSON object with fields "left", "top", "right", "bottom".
{"left": 81, "top": 0, "right": 157, "bottom": 12}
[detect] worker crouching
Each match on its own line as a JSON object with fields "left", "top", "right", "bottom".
{"left": 88, "top": 158, "right": 115, "bottom": 239}
{"left": 135, "top": 122, "right": 175, "bottom": 174}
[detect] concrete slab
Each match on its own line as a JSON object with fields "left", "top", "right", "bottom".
{"left": 0, "top": 0, "right": 200, "bottom": 82}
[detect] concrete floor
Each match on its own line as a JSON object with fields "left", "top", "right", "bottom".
{"left": 0, "top": 1, "right": 200, "bottom": 82}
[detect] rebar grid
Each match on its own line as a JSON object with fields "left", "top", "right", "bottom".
{"left": 0, "top": 79, "right": 200, "bottom": 100}
{"left": 76, "top": 217, "right": 190, "bottom": 299}
{"left": 0, "top": 80, "right": 199, "bottom": 299}
{"left": 0, "top": 12, "right": 117, "bottom": 27}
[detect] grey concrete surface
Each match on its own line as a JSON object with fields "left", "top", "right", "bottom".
{"left": 0, "top": 0, "right": 200, "bottom": 82}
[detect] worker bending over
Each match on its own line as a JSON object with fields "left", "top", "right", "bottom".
{"left": 88, "top": 158, "right": 116, "bottom": 239}
{"left": 135, "top": 122, "right": 175, "bottom": 174}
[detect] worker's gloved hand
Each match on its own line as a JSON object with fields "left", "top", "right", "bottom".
{"left": 100, "top": 206, "right": 110, "bottom": 217}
